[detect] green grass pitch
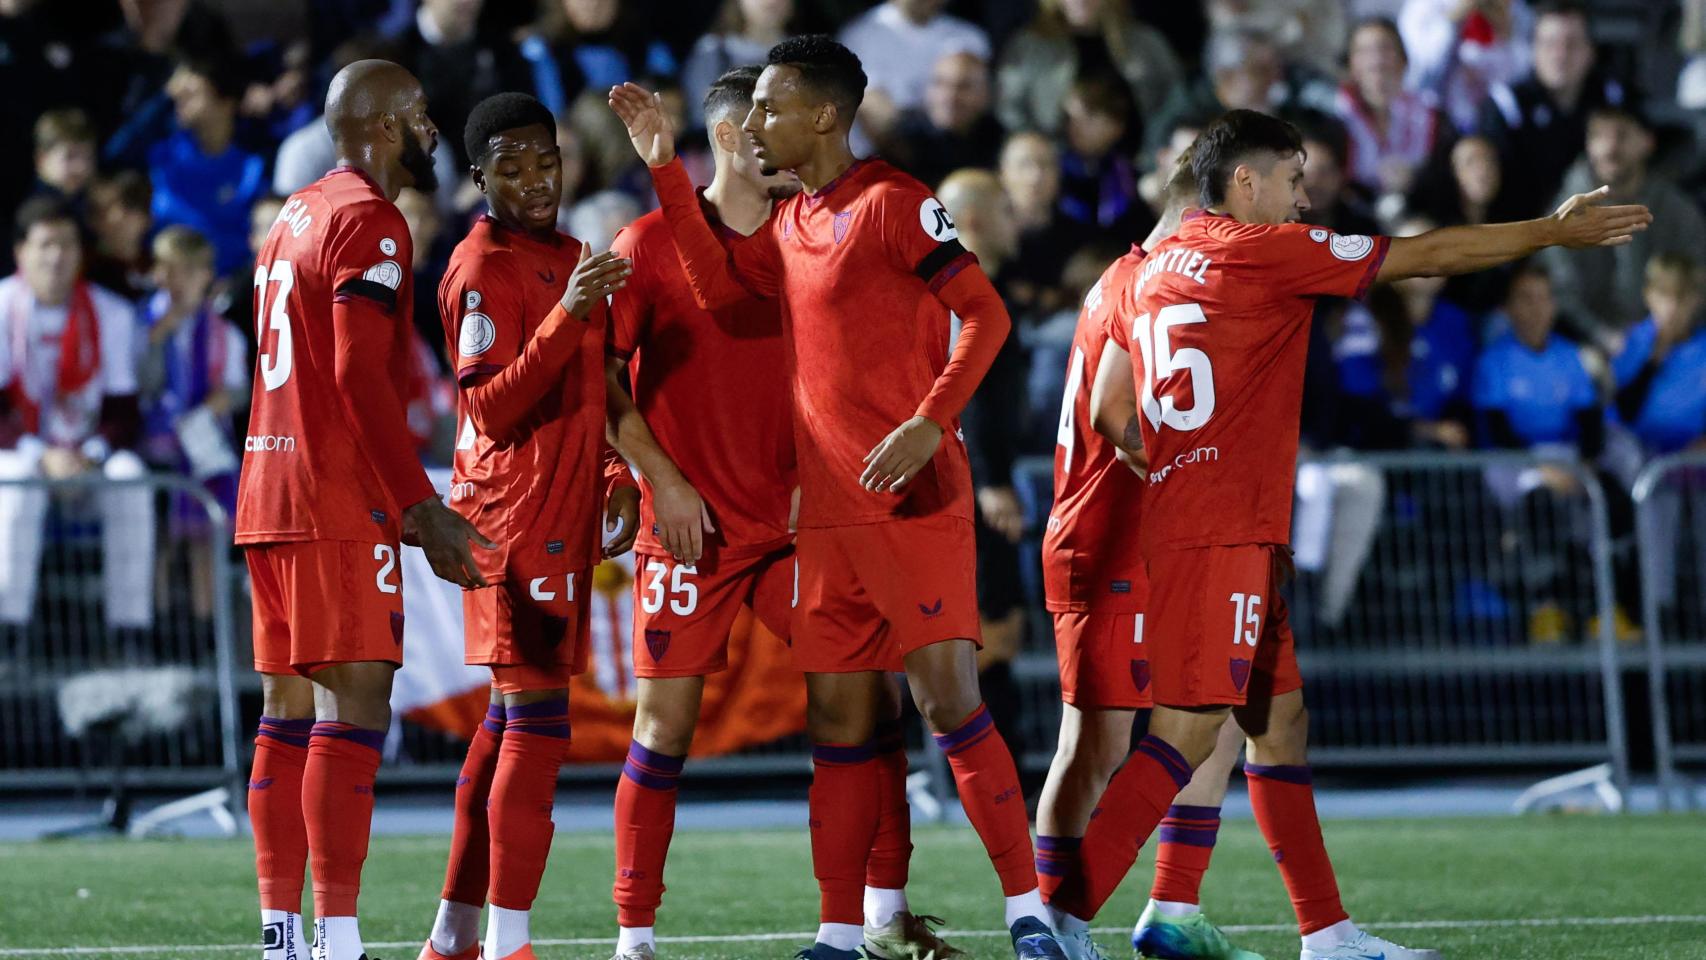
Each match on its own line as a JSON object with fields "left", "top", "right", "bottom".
{"left": 2, "top": 815, "right": 1704, "bottom": 959}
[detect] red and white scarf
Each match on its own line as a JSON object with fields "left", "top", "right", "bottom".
{"left": 7, "top": 278, "right": 103, "bottom": 438}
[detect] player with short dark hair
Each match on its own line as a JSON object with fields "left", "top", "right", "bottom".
{"left": 239, "top": 58, "right": 496, "bottom": 960}
{"left": 1043, "top": 107, "right": 1650, "bottom": 960}
{"left": 612, "top": 34, "right": 1067, "bottom": 960}
{"left": 415, "top": 91, "right": 640, "bottom": 960}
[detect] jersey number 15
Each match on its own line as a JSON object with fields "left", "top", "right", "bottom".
{"left": 1133, "top": 302, "right": 1216, "bottom": 433}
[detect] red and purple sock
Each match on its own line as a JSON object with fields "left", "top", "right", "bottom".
{"left": 251, "top": 716, "right": 312, "bottom": 913}
{"left": 1035, "top": 835, "right": 1082, "bottom": 904}
{"left": 809, "top": 741, "right": 881, "bottom": 925}
{"left": 1245, "top": 764, "right": 1348, "bottom": 935}
{"left": 1151, "top": 804, "right": 1222, "bottom": 905}
{"left": 439, "top": 702, "right": 505, "bottom": 906}
{"left": 1052, "top": 734, "right": 1192, "bottom": 921}
{"left": 866, "top": 719, "right": 912, "bottom": 891}
{"left": 303, "top": 721, "right": 385, "bottom": 918}
{"left": 613, "top": 739, "right": 686, "bottom": 927}
{"left": 487, "top": 698, "right": 571, "bottom": 912}
{"left": 931, "top": 705, "right": 1037, "bottom": 896}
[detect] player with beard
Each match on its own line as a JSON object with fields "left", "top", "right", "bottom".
{"left": 612, "top": 37, "right": 1068, "bottom": 960}
{"left": 416, "top": 92, "right": 640, "bottom": 960}
{"left": 602, "top": 66, "right": 963, "bottom": 960}
{"left": 240, "top": 60, "right": 493, "bottom": 960}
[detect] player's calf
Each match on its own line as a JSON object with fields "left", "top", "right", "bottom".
{"left": 421, "top": 695, "right": 506, "bottom": 960}
{"left": 254, "top": 675, "right": 314, "bottom": 960}
{"left": 612, "top": 676, "right": 701, "bottom": 957}
{"left": 485, "top": 688, "right": 573, "bottom": 960}
{"left": 303, "top": 663, "right": 393, "bottom": 960}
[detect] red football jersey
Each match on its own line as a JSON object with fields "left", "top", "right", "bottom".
{"left": 1127, "top": 213, "right": 1389, "bottom": 553}
{"left": 1042, "top": 246, "right": 1147, "bottom": 613}
{"left": 440, "top": 216, "right": 627, "bottom": 582}
{"left": 609, "top": 204, "right": 795, "bottom": 556}
{"left": 236, "top": 167, "right": 430, "bottom": 545}
{"left": 653, "top": 158, "right": 983, "bottom": 529}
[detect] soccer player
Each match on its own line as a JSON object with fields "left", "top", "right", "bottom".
{"left": 610, "top": 36, "right": 1068, "bottom": 960}
{"left": 1037, "top": 153, "right": 1260, "bottom": 960}
{"left": 602, "top": 66, "right": 958, "bottom": 960}
{"left": 240, "top": 60, "right": 494, "bottom": 960}
{"left": 1045, "top": 109, "right": 1650, "bottom": 960}
{"left": 416, "top": 92, "right": 640, "bottom": 960}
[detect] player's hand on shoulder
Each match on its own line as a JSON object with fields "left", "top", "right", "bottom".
{"left": 560, "top": 242, "right": 632, "bottom": 320}
{"left": 603, "top": 483, "right": 642, "bottom": 558}
{"left": 608, "top": 82, "right": 676, "bottom": 166}
{"left": 860, "top": 415, "right": 945, "bottom": 494}
{"left": 403, "top": 497, "right": 497, "bottom": 588}
{"left": 1549, "top": 185, "right": 1652, "bottom": 249}
{"left": 651, "top": 476, "right": 714, "bottom": 564}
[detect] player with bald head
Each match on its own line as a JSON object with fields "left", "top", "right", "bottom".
{"left": 240, "top": 58, "right": 491, "bottom": 960}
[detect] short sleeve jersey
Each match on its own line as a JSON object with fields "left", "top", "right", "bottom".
{"left": 440, "top": 216, "right": 611, "bottom": 581}
{"left": 236, "top": 167, "right": 416, "bottom": 545}
{"left": 609, "top": 205, "right": 795, "bottom": 556}
{"left": 1471, "top": 331, "right": 1599, "bottom": 445}
{"left": 1127, "top": 214, "right": 1389, "bottom": 553}
{"left": 760, "top": 159, "right": 980, "bottom": 528}
{"left": 1042, "top": 247, "right": 1147, "bottom": 613}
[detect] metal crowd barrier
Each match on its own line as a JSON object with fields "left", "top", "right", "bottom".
{"left": 0, "top": 473, "right": 241, "bottom": 835}
{"left": 1633, "top": 453, "right": 1706, "bottom": 810}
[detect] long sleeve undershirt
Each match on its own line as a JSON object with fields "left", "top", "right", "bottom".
{"left": 332, "top": 296, "right": 436, "bottom": 511}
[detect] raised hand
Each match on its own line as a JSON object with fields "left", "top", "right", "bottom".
{"left": 403, "top": 497, "right": 497, "bottom": 588}
{"left": 608, "top": 82, "right": 676, "bottom": 166}
{"left": 1550, "top": 185, "right": 1653, "bottom": 249}
{"left": 561, "top": 242, "right": 631, "bottom": 320}
{"left": 859, "top": 416, "right": 944, "bottom": 494}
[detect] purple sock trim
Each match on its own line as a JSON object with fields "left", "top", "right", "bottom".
{"left": 504, "top": 697, "right": 570, "bottom": 721}
{"left": 1035, "top": 834, "right": 1083, "bottom": 853}
{"left": 257, "top": 717, "right": 313, "bottom": 748}
{"left": 1165, "top": 804, "right": 1222, "bottom": 821}
{"left": 931, "top": 705, "right": 995, "bottom": 756}
{"left": 1157, "top": 825, "right": 1219, "bottom": 848}
{"left": 812, "top": 741, "right": 876, "bottom": 765}
{"left": 309, "top": 721, "right": 384, "bottom": 753}
{"left": 627, "top": 740, "right": 686, "bottom": 775}
{"left": 1135, "top": 735, "right": 1192, "bottom": 789}
{"left": 1245, "top": 763, "right": 1312, "bottom": 786}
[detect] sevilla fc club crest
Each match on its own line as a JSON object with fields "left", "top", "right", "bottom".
{"left": 1130, "top": 658, "right": 1151, "bottom": 692}
{"left": 389, "top": 611, "right": 405, "bottom": 646}
{"left": 1230, "top": 658, "right": 1252, "bottom": 692}
{"left": 833, "top": 210, "right": 853, "bottom": 244}
{"left": 645, "top": 627, "right": 671, "bottom": 662}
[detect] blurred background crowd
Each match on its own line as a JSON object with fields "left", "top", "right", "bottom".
{"left": 3, "top": 0, "right": 1705, "bottom": 696}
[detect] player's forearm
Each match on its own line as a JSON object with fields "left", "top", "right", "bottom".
{"left": 602, "top": 439, "right": 637, "bottom": 496}
{"left": 1379, "top": 219, "right": 1556, "bottom": 282}
{"left": 649, "top": 159, "right": 760, "bottom": 309}
{"left": 462, "top": 305, "right": 581, "bottom": 443}
{"left": 604, "top": 368, "right": 687, "bottom": 492}
{"left": 331, "top": 299, "right": 436, "bottom": 511}
{"left": 916, "top": 268, "right": 1013, "bottom": 428}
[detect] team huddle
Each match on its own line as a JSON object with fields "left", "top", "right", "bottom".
{"left": 236, "top": 34, "right": 1652, "bottom": 960}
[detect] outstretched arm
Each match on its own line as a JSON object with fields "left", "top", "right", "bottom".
{"left": 1377, "top": 186, "right": 1652, "bottom": 283}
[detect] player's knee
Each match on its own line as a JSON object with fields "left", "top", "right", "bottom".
{"left": 260, "top": 673, "right": 313, "bottom": 719}
{"left": 634, "top": 708, "right": 696, "bottom": 757}
{"left": 805, "top": 698, "right": 875, "bottom": 745}
{"left": 912, "top": 687, "right": 980, "bottom": 735}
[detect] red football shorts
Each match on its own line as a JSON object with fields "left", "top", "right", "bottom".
{"left": 1053, "top": 611, "right": 1153, "bottom": 710}
{"left": 792, "top": 516, "right": 981, "bottom": 673}
{"left": 463, "top": 568, "right": 592, "bottom": 694}
{"left": 631, "top": 545, "right": 794, "bottom": 678}
{"left": 1144, "top": 544, "right": 1303, "bottom": 707}
{"left": 247, "top": 539, "right": 405, "bottom": 675}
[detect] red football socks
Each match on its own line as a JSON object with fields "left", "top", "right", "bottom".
{"left": 1049, "top": 734, "right": 1192, "bottom": 921}
{"left": 1034, "top": 835, "right": 1082, "bottom": 904}
{"left": 251, "top": 717, "right": 312, "bottom": 912}
{"left": 487, "top": 699, "right": 572, "bottom": 912}
{"left": 1150, "top": 804, "right": 1222, "bottom": 905}
{"left": 304, "top": 721, "right": 385, "bottom": 917}
{"left": 613, "top": 739, "right": 685, "bottom": 927}
{"left": 1245, "top": 764, "right": 1349, "bottom": 934}
{"left": 440, "top": 702, "right": 505, "bottom": 905}
{"left": 931, "top": 705, "right": 1036, "bottom": 896}
{"left": 809, "top": 742, "right": 882, "bottom": 924}
{"left": 866, "top": 719, "right": 912, "bottom": 891}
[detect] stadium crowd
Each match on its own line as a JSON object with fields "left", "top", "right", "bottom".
{"left": 1, "top": 0, "right": 1704, "bottom": 654}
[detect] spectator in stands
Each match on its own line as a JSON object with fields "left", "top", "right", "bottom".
{"left": 995, "top": 0, "right": 1182, "bottom": 138}
{"left": 554, "top": 116, "right": 591, "bottom": 214}
{"left": 0, "top": 0, "right": 95, "bottom": 233}
{"left": 999, "top": 131, "right": 1095, "bottom": 320}
{"left": 1208, "top": 0, "right": 1347, "bottom": 80}
{"left": 1057, "top": 74, "right": 1147, "bottom": 240}
{"left": 1336, "top": 18, "right": 1444, "bottom": 202}
{"left": 681, "top": 0, "right": 794, "bottom": 127}
{"left": 1297, "top": 113, "right": 1382, "bottom": 238}
{"left": 31, "top": 109, "right": 98, "bottom": 213}
{"left": 1399, "top": 0, "right": 1534, "bottom": 132}
{"left": 1476, "top": 0, "right": 1625, "bottom": 219}
{"left": 1144, "top": 27, "right": 1330, "bottom": 154}
{"left": 1387, "top": 216, "right": 1479, "bottom": 450}
{"left": 83, "top": 171, "right": 153, "bottom": 302}
{"left": 1474, "top": 260, "right": 1602, "bottom": 455}
{"left": 144, "top": 55, "right": 268, "bottom": 275}
{"left": 839, "top": 0, "right": 989, "bottom": 147}
{"left": 216, "top": 193, "right": 286, "bottom": 354}
{"left": 1137, "top": 110, "right": 1210, "bottom": 222}
{"left": 1545, "top": 99, "right": 1706, "bottom": 340}
{"left": 886, "top": 51, "right": 1003, "bottom": 190}
{"left": 395, "top": 0, "right": 533, "bottom": 168}
{"left": 523, "top": 0, "right": 678, "bottom": 120}
{"left": 1407, "top": 133, "right": 1513, "bottom": 313}
{"left": 566, "top": 189, "right": 643, "bottom": 255}
{"left": 1614, "top": 254, "right": 1706, "bottom": 456}
{"left": 394, "top": 187, "right": 451, "bottom": 372}
{"left": 86, "top": 0, "right": 237, "bottom": 143}
{"left": 937, "top": 168, "right": 1028, "bottom": 746}
{"left": 0, "top": 196, "right": 153, "bottom": 633}
{"left": 138, "top": 226, "right": 246, "bottom": 621}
